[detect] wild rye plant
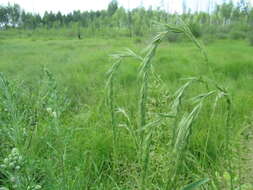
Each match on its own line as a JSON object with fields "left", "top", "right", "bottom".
{"left": 106, "top": 19, "right": 237, "bottom": 189}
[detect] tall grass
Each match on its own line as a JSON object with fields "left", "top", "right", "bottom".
{"left": 106, "top": 20, "right": 241, "bottom": 189}
{"left": 0, "top": 20, "right": 251, "bottom": 189}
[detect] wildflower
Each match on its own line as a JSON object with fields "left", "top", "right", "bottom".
{"left": 34, "top": 185, "right": 42, "bottom": 189}
{"left": 10, "top": 176, "right": 16, "bottom": 182}
{"left": 15, "top": 166, "right": 20, "bottom": 170}
{"left": 11, "top": 148, "right": 19, "bottom": 155}
{"left": 9, "top": 162, "right": 15, "bottom": 168}
{"left": 14, "top": 155, "right": 19, "bottom": 161}
{"left": 46, "top": 107, "right": 57, "bottom": 118}
{"left": 3, "top": 158, "right": 8, "bottom": 164}
{"left": 18, "top": 156, "right": 22, "bottom": 161}
{"left": 52, "top": 111, "right": 57, "bottom": 118}
{"left": 46, "top": 107, "right": 52, "bottom": 113}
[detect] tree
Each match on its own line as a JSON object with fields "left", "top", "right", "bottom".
{"left": 43, "top": 11, "right": 56, "bottom": 28}
{"left": 221, "top": 1, "right": 233, "bottom": 24}
{"left": 9, "top": 4, "right": 21, "bottom": 27}
{"left": 56, "top": 11, "right": 63, "bottom": 26}
{"left": 107, "top": 0, "right": 118, "bottom": 16}
{"left": 0, "top": 6, "right": 8, "bottom": 28}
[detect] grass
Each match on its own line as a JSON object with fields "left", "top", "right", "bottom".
{"left": 0, "top": 27, "right": 253, "bottom": 189}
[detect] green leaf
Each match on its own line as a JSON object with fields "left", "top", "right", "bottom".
{"left": 181, "top": 178, "right": 209, "bottom": 190}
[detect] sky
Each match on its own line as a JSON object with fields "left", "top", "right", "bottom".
{"left": 0, "top": 0, "right": 252, "bottom": 15}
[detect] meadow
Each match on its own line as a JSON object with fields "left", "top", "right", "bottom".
{"left": 0, "top": 26, "right": 253, "bottom": 189}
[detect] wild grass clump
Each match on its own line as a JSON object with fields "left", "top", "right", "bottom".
{"left": 0, "top": 20, "right": 252, "bottom": 189}
{"left": 106, "top": 19, "right": 246, "bottom": 189}
{"left": 188, "top": 22, "right": 202, "bottom": 38}
{"left": 230, "top": 30, "right": 246, "bottom": 40}
{"left": 0, "top": 69, "right": 71, "bottom": 189}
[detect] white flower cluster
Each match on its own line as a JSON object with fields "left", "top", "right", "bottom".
{"left": 0, "top": 148, "right": 42, "bottom": 190}
{"left": 46, "top": 107, "right": 57, "bottom": 118}
{"left": 0, "top": 148, "right": 22, "bottom": 190}
{"left": 0, "top": 148, "right": 22, "bottom": 171}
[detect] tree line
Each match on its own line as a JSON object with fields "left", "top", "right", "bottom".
{"left": 0, "top": 0, "right": 253, "bottom": 39}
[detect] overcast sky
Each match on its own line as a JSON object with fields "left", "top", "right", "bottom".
{"left": 0, "top": 0, "right": 252, "bottom": 15}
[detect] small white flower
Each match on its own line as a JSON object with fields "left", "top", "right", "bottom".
{"left": 9, "top": 162, "right": 15, "bottom": 168}
{"left": 46, "top": 107, "right": 52, "bottom": 113}
{"left": 52, "top": 111, "right": 57, "bottom": 118}
{"left": 3, "top": 158, "right": 9, "bottom": 164}
{"left": 9, "top": 155, "right": 15, "bottom": 161}
{"left": 11, "top": 160, "right": 16, "bottom": 165}
{"left": 34, "top": 185, "right": 42, "bottom": 189}
{"left": 14, "top": 156, "right": 19, "bottom": 161}
{"left": 11, "top": 148, "right": 19, "bottom": 155}
{"left": 23, "top": 128, "right": 27, "bottom": 135}
{"left": 15, "top": 166, "right": 20, "bottom": 170}
{"left": 18, "top": 156, "right": 23, "bottom": 161}
{"left": 10, "top": 176, "right": 16, "bottom": 182}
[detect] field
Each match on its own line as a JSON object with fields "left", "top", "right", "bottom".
{"left": 0, "top": 33, "right": 253, "bottom": 189}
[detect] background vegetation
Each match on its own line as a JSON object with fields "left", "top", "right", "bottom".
{"left": 0, "top": 0, "right": 253, "bottom": 43}
{"left": 0, "top": 0, "right": 253, "bottom": 190}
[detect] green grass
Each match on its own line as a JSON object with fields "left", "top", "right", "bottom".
{"left": 0, "top": 38, "right": 252, "bottom": 108}
{"left": 0, "top": 32, "right": 253, "bottom": 189}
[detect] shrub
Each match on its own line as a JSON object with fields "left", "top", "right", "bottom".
{"left": 230, "top": 30, "right": 246, "bottom": 40}
{"left": 214, "top": 26, "right": 230, "bottom": 39}
{"left": 216, "top": 32, "right": 229, "bottom": 39}
{"left": 189, "top": 22, "right": 202, "bottom": 38}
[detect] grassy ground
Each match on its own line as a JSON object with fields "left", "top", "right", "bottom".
{"left": 1, "top": 38, "right": 252, "bottom": 98}
{"left": 0, "top": 35, "right": 253, "bottom": 189}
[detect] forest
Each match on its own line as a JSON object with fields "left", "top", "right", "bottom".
{"left": 0, "top": 0, "right": 253, "bottom": 41}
